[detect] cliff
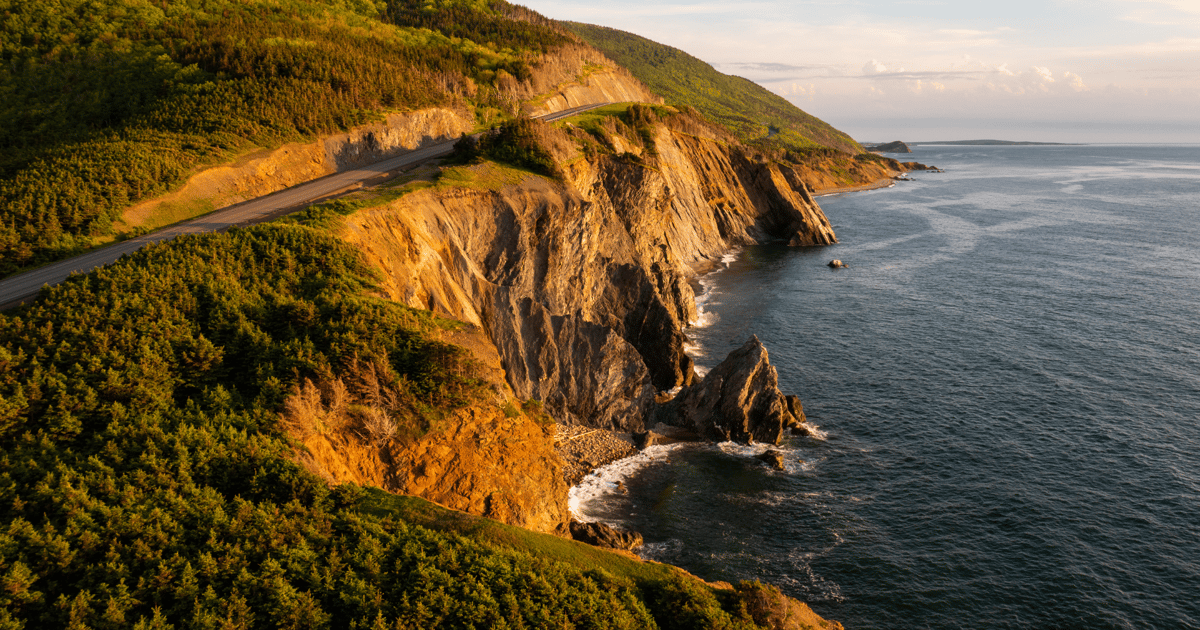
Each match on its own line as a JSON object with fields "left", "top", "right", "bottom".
{"left": 340, "top": 108, "right": 832, "bottom": 433}
{"left": 287, "top": 107, "right": 836, "bottom": 534}
{"left": 288, "top": 323, "right": 570, "bottom": 533}
{"left": 119, "top": 107, "right": 476, "bottom": 232}
{"left": 523, "top": 66, "right": 662, "bottom": 117}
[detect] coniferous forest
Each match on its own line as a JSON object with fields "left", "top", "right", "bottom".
{"left": 0, "top": 202, "right": 793, "bottom": 628}
{"left": 0, "top": 0, "right": 568, "bottom": 277}
{"left": 1, "top": 1, "right": 861, "bottom": 627}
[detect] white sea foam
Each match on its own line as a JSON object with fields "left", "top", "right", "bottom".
{"left": 639, "top": 539, "right": 685, "bottom": 562}
{"left": 690, "top": 276, "right": 720, "bottom": 329}
{"left": 567, "top": 444, "right": 685, "bottom": 520}
{"left": 796, "top": 421, "right": 829, "bottom": 441}
{"left": 688, "top": 249, "right": 739, "bottom": 328}
{"left": 715, "top": 441, "right": 818, "bottom": 475}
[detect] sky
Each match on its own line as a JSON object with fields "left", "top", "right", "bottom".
{"left": 521, "top": 0, "right": 1200, "bottom": 143}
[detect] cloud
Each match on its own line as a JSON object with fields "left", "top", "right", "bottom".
{"left": 1119, "top": 0, "right": 1200, "bottom": 24}
{"left": 1033, "top": 66, "right": 1055, "bottom": 83}
{"left": 862, "top": 59, "right": 890, "bottom": 75}
{"left": 1064, "top": 71, "right": 1088, "bottom": 91}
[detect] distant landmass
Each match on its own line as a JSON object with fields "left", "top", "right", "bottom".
{"left": 907, "top": 139, "right": 1080, "bottom": 146}
{"left": 862, "top": 141, "right": 911, "bottom": 153}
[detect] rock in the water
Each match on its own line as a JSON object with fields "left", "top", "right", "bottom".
{"left": 789, "top": 423, "right": 816, "bottom": 438}
{"left": 569, "top": 520, "right": 644, "bottom": 551}
{"left": 634, "top": 430, "right": 663, "bottom": 449}
{"left": 756, "top": 449, "right": 786, "bottom": 471}
{"left": 784, "top": 394, "right": 805, "bottom": 425}
{"left": 827, "top": 259, "right": 847, "bottom": 268}
{"left": 665, "top": 336, "right": 803, "bottom": 444}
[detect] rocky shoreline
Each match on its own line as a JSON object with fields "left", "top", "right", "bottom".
{"left": 813, "top": 177, "right": 897, "bottom": 196}
{"left": 554, "top": 424, "right": 639, "bottom": 487}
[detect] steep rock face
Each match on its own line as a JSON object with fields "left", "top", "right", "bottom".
{"left": 291, "top": 325, "right": 569, "bottom": 533}
{"left": 523, "top": 69, "right": 661, "bottom": 117}
{"left": 341, "top": 114, "right": 837, "bottom": 436}
{"left": 666, "top": 336, "right": 800, "bottom": 444}
{"left": 120, "top": 107, "right": 473, "bottom": 230}
{"left": 323, "top": 109, "right": 476, "bottom": 170}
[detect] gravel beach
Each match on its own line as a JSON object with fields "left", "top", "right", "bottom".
{"left": 554, "top": 424, "right": 638, "bottom": 486}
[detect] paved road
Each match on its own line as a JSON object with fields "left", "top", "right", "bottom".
{"left": 0, "top": 103, "right": 610, "bottom": 310}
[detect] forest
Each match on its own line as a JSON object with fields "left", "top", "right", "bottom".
{"left": 0, "top": 198, "right": 797, "bottom": 628}
{"left": 1, "top": 2, "right": 864, "bottom": 624}
{"left": 0, "top": 0, "right": 569, "bottom": 278}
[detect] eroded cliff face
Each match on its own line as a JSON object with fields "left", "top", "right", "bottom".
{"left": 340, "top": 112, "right": 835, "bottom": 439}
{"left": 523, "top": 68, "right": 661, "bottom": 117}
{"left": 120, "top": 108, "right": 475, "bottom": 230}
{"left": 289, "top": 324, "right": 569, "bottom": 533}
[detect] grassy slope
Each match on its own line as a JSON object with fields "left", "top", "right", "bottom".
{"left": 562, "top": 22, "right": 862, "bottom": 156}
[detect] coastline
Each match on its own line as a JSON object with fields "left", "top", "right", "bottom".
{"left": 813, "top": 177, "right": 897, "bottom": 196}
{"left": 563, "top": 167, "right": 895, "bottom": 503}
{"left": 555, "top": 424, "right": 638, "bottom": 487}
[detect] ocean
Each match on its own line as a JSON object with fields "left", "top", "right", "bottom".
{"left": 570, "top": 144, "right": 1200, "bottom": 629}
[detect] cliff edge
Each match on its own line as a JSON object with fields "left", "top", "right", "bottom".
{"left": 292, "top": 106, "right": 835, "bottom": 534}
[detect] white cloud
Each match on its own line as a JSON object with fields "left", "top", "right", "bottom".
{"left": 519, "top": 0, "right": 1200, "bottom": 141}
{"left": 862, "top": 59, "right": 889, "bottom": 75}
{"left": 1119, "top": 0, "right": 1200, "bottom": 24}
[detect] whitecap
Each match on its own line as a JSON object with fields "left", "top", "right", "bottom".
{"left": 568, "top": 444, "right": 686, "bottom": 520}
{"left": 794, "top": 421, "right": 829, "bottom": 441}
{"left": 714, "top": 441, "right": 818, "bottom": 474}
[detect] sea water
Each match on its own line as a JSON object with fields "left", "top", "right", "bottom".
{"left": 570, "top": 144, "right": 1200, "bottom": 629}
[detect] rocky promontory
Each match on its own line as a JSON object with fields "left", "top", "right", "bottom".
{"left": 298, "top": 105, "right": 832, "bottom": 534}
{"left": 864, "top": 140, "right": 912, "bottom": 153}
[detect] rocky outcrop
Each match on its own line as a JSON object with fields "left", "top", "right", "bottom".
{"left": 523, "top": 68, "right": 661, "bottom": 117}
{"left": 341, "top": 110, "right": 837, "bottom": 440}
{"left": 663, "top": 336, "right": 801, "bottom": 444}
{"left": 901, "top": 161, "right": 943, "bottom": 172}
{"left": 289, "top": 325, "right": 569, "bottom": 534}
{"left": 120, "top": 107, "right": 473, "bottom": 230}
{"left": 568, "top": 520, "right": 644, "bottom": 551}
{"left": 757, "top": 450, "right": 786, "bottom": 471}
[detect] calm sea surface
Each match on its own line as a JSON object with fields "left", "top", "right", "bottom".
{"left": 572, "top": 144, "right": 1200, "bottom": 629}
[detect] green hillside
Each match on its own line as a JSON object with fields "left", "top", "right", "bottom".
{"left": 562, "top": 22, "right": 862, "bottom": 156}
{"left": 0, "top": 0, "right": 570, "bottom": 278}
{"left": 0, "top": 200, "right": 789, "bottom": 629}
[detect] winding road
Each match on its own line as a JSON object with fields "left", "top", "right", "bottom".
{"left": 0, "top": 103, "right": 609, "bottom": 310}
